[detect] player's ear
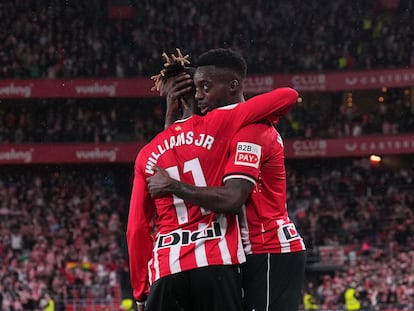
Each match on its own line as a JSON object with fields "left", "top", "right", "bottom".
{"left": 230, "top": 79, "right": 239, "bottom": 89}
{"left": 229, "top": 79, "right": 240, "bottom": 95}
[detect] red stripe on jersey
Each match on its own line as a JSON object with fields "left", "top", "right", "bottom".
{"left": 225, "top": 216, "right": 243, "bottom": 264}
{"left": 179, "top": 244, "right": 197, "bottom": 274}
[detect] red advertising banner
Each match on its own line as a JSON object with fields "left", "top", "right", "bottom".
{"left": 1, "top": 67, "right": 413, "bottom": 99}
{"left": 284, "top": 134, "right": 414, "bottom": 158}
{"left": 0, "top": 143, "right": 143, "bottom": 164}
{"left": 244, "top": 67, "right": 414, "bottom": 93}
{"left": 0, "top": 78, "right": 155, "bottom": 99}
{"left": 0, "top": 135, "right": 413, "bottom": 165}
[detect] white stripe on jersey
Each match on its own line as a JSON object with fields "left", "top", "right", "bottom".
{"left": 238, "top": 205, "right": 252, "bottom": 255}
{"left": 217, "top": 214, "right": 232, "bottom": 264}
{"left": 153, "top": 249, "right": 160, "bottom": 282}
{"left": 223, "top": 174, "right": 256, "bottom": 185}
{"left": 173, "top": 193, "right": 188, "bottom": 224}
{"left": 169, "top": 229, "right": 182, "bottom": 275}
{"left": 235, "top": 215, "right": 247, "bottom": 263}
{"left": 195, "top": 223, "right": 209, "bottom": 267}
{"left": 148, "top": 258, "right": 153, "bottom": 285}
{"left": 299, "top": 238, "right": 306, "bottom": 250}
{"left": 166, "top": 166, "right": 188, "bottom": 224}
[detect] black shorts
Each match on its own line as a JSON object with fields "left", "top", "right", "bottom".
{"left": 145, "top": 264, "right": 243, "bottom": 311}
{"left": 242, "top": 251, "right": 306, "bottom": 311}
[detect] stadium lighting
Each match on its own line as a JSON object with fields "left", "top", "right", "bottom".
{"left": 369, "top": 154, "right": 382, "bottom": 163}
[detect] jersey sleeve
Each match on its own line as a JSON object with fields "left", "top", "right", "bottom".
{"left": 209, "top": 87, "right": 298, "bottom": 134}
{"left": 223, "top": 124, "right": 266, "bottom": 184}
{"left": 126, "top": 149, "right": 156, "bottom": 301}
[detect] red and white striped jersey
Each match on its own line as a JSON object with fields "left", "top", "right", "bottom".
{"left": 223, "top": 122, "right": 306, "bottom": 255}
{"left": 126, "top": 88, "right": 299, "bottom": 301}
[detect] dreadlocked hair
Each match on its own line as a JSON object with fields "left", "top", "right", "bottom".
{"left": 196, "top": 48, "right": 247, "bottom": 80}
{"left": 151, "top": 48, "right": 192, "bottom": 92}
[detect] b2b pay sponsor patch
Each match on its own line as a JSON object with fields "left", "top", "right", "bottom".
{"left": 235, "top": 142, "right": 261, "bottom": 168}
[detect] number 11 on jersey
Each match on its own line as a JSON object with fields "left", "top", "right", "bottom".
{"left": 165, "top": 158, "right": 211, "bottom": 224}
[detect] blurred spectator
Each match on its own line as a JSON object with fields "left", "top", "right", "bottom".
{"left": 343, "top": 283, "right": 361, "bottom": 311}
{"left": 303, "top": 282, "right": 319, "bottom": 310}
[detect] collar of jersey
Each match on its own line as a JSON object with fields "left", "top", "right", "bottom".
{"left": 174, "top": 116, "right": 193, "bottom": 123}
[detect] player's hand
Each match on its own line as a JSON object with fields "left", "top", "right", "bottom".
{"left": 147, "top": 165, "right": 176, "bottom": 198}
{"left": 161, "top": 72, "right": 193, "bottom": 114}
{"left": 160, "top": 72, "right": 193, "bottom": 97}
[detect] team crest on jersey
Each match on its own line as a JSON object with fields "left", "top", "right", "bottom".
{"left": 174, "top": 125, "right": 182, "bottom": 131}
{"left": 235, "top": 142, "right": 261, "bottom": 168}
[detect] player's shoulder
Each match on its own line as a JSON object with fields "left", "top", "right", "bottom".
{"left": 216, "top": 103, "right": 240, "bottom": 111}
{"left": 234, "top": 122, "right": 276, "bottom": 139}
{"left": 137, "top": 131, "right": 165, "bottom": 158}
{"left": 243, "top": 121, "right": 274, "bottom": 130}
{"left": 201, "top": 104, "right": 241, "bottom": 125}
{"left": 206, "top": 103, "right": 240, "bottom": 118}
{"left": 136, "top": 143, "right": 150, "bottom": 162}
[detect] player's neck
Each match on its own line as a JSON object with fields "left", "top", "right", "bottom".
{"left": 231, "top": 94, "right": 245, "bottom": 103}
{"left": 181, "top": 111, "right": 193, "bottom": 119}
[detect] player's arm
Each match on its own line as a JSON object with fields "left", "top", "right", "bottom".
{"left": 126, "top": 152, "right": 156, "bottom": 304}
{"left": 161, "top": 73, "right": 194, "bottom": 128}
{"left": 147, "top": 165, "right": 253, "bottom": 214}
{"left": 216, "top": 87, "right": 298, "bottom": 130}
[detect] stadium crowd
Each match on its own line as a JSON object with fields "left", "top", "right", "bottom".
{"left": 288, "top": 157, "right": 414, "bottom": 309}
{"left": 0, "top": 98, "right": 166, "bottom": 144}
{"left": 0, "top": 167, "right": 131, "bottom": 311}
{"left": 0, "top": 0, "right": 414, "bottom": 78}
{"left": 311, "top": 250, "right": 414, "bottom": 311}
{"left": 1, "top": 89, "right": 413, "bottom": 144}
{"left": 287, "top": 158, "right": 414, "bottom": 251}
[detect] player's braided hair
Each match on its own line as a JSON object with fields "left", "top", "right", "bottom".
{"left": 151, "top": 48, "right": 192, "bottom": 92}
